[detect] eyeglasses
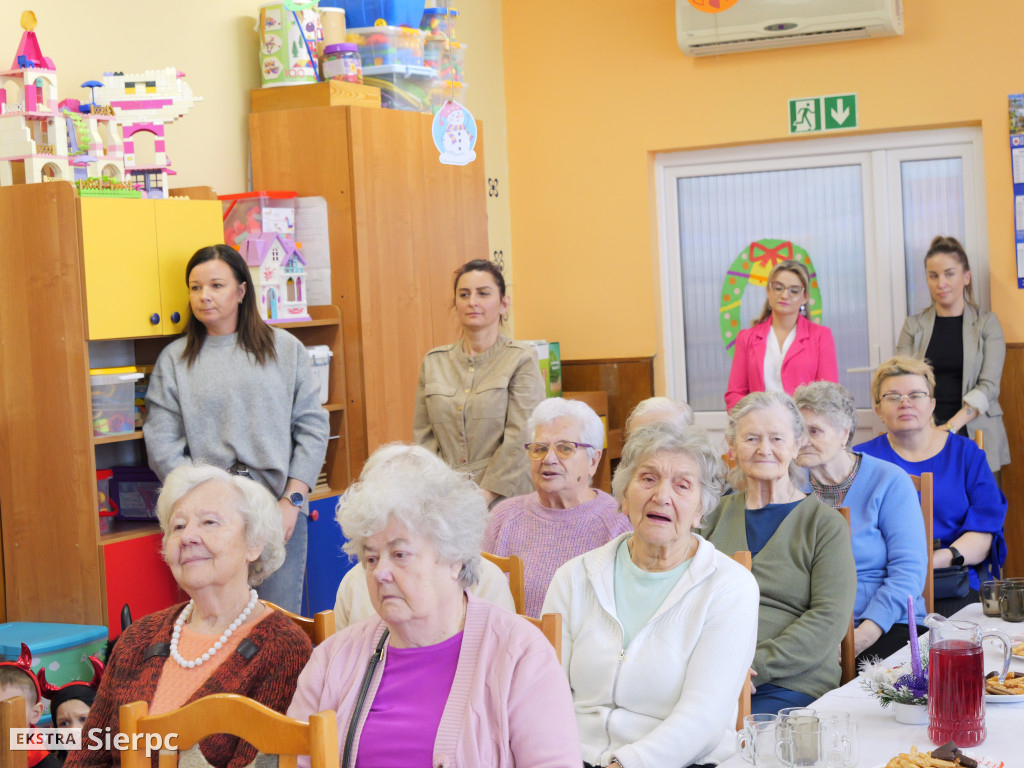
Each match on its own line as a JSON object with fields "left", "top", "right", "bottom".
{"left": 769, "top": 282, "right": 804, "bottom": 298}
{"left": 524, "top": 441, "right": 593, "bottom": 460}
{"left": 879, "top": 392, "right": 931, "bottom": 405}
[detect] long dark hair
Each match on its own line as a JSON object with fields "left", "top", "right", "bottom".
{"left": 924, "top": 235, "right": 976, "bottom": 308}
{"left": 752, "top": 260, "right": 811, "bottom": 326}
{"left": 181, "top": 244, "right": 277, "bottom": 368}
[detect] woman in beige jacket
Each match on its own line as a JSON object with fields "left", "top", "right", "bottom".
{"left": 896, "top": 236, "right": 1009, "bottom": 472}
{"left": 414, "top": 260, "right": 545, "bottom": 504}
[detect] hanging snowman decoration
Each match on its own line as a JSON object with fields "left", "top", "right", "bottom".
{"left": 433, "top": 100, "right": 477, "bottom": 166}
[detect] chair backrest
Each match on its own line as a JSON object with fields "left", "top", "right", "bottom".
{"left": 730, "top": 551, "right": 753, "bottom": 731}
{"left": 524, "top": 612, "right": 562, "bottom": 663}
{"left": 837, "top": 507, "right": 857, "bottom": 685}
{"left": 119, "top": 694, "right": 339, "bottom": 768}
{"left": 264, "top": 601, "right": 336, "bottom": 645}
{"left": 909, "top": 472, "right": 935, "bottom": 613}
{"left": 0, "top": 696, "right": 28, "bottom": 768}
{"left": 481, "top": 552, "right": 526, "bottom": 615}
{"left": 974, "top": 429, "right": 984, "bottom": 451}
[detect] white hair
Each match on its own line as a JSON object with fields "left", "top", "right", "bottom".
{"left": 335, "top": 444, "right": 485, "bottom": 589}
{"left": 524, "top": 397, "right": 605, "bottom": 461}
{"left": 624, "top": 396, "right": 694, "bottom": 436}
{"left": 725, "top": 391, "right": 806, "bottom": 487}
{"left": 793, "top": 381, "right": 858, "bottom": 448}
{"left": 155, "top": 463, "right": 285, "bottom": 586}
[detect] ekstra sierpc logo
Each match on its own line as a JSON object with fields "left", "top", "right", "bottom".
{"left": 9, "top": 729, "right": 82, "bottom": 750}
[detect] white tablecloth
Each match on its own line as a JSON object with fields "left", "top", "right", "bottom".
{"left": 716, "top": 603, "right": 1024, "bottom": 768}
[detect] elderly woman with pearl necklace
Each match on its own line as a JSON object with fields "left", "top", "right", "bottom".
{"left": 66, "top": 464, "right": 313, "bottom": 768}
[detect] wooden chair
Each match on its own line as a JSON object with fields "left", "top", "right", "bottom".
{"left": 524, "top": 612, "right": 563, "bottom": 663}
{"left": 974, "top": 429, "right": 984, "bottom": 451}
{"left": 119, "top": 694, "right": 339, "bottom": 768}
{"left": 263, "top": 601, "right": 336, "bottom": 645}
{"left": 0, "top": 696, "right": 27, "bottom": 768}
{"left": 731, "top": 551, "right": 753, "bottom": 731}
{"left": 482, "top": 552, "right": 526, "bottom": 615}
{"left": 837, "top": 507, "right": 857, "bottom": 685}
{"left": 910, "top": 472, "right": 935, "bottom": 613}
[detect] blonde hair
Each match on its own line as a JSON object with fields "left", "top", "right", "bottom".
{"left": 753, "top": 260, "right": 810, "bottom": 325}
{"left": 871, "top": 356, "right": 936, "bottom": 404}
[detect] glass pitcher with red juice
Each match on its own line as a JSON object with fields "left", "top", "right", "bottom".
{"left": 925, "top": 613, "right": 1011, "bottom": 747}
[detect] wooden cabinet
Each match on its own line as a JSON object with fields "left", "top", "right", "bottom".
{"left": 249, "top": 105, "right": 488, "bottom": 476}
{"left": 79, "top": 198, "right": 223, "bottom": 339}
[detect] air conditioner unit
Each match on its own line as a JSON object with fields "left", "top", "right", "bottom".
{"left": 677, "top": 0, "right": 903, "bottom": 57}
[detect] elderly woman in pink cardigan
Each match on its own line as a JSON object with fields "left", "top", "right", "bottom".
{"left": 725, "top": 260, "right": 839, "bottom": 411}
{"left": 288, "top": 444, "right": 579, "bottom": 768}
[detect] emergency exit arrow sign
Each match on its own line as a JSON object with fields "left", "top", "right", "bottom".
{"left": 823, "top": 94, "right": 857, "bottom": 130}
{"left": 789, "top": 93, "right": 858, "bottom": 134}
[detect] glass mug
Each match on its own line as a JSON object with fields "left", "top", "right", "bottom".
{"left": 817, "top": 711, "right": 858, "bottom": 768}
{"left": 925, "top": 613, "right": 1011, "bottom": 747}
{"left": 979, "top": 580, "right": 1002, "bottom": 617}
{"left": 775, "top": 719, "right": 829, "bottom": 768}
{"left": 737, "top": 713, "right": 782, "bottom": 766}
{"left": 1000, "top": 580, "right": 1024, "bottom": 622}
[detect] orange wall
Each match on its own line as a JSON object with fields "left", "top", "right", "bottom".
{"left": 502, "top": 0, "right": 1024, "bottom": 369}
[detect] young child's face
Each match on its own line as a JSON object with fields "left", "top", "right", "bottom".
{"left": 55, "top": 699, "right": 91, "bottom": 730}
{"left": 0, "top": 683, "right": 45, "bottom": 725}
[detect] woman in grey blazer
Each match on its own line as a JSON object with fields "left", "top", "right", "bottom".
{"left": 896, "top": 236, "right": 1009, "bottom": 472}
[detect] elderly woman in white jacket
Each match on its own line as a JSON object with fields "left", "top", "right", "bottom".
{"left": 543, "top": 424, "right": 759, "bottom": 768}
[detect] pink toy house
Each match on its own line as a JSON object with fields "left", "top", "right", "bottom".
{"left": 60, "top": 97, "right": 125, "bottom": 182}
{"left": 0, "top": 12, "right": 71, "bottom": 185}
{"left": 240, "top": 232, "right": 311, "bottom": 322}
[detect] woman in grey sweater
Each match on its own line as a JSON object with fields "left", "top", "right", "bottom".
{"left": 144, "top": 244, "right": 328, "bottom": 613}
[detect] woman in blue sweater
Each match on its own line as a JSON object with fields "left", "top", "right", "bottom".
{"left": 794, "top": 382, "right": 927, "bottom": 662}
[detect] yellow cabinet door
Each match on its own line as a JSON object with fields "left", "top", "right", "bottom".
{"left": 153, "top": 200, "right": 225, "bottom": 335}
{"left": 80, "top": 198, "right": 161, "bottom": 340}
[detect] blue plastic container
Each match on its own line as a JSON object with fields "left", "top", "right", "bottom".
{"left": 339, "top": 0, "right": 425, "bottom": 29}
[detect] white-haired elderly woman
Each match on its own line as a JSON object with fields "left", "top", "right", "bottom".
{"left": 543, "top": 424, "right": 759, "bottom": 768}
{"left": 67, "top": 464, "right": 312, "bottom": 768}
{"left": 702, "top": 391, "right": 855, "bottom": 716}
{"left": 288, "top": 444, "right": 579, "bottom": 768}
{"left": 794, "top": 381, "right": 927, "bottom": 662}
{"left": 623, "top": 396, "right": 694, "bottom": 438}
{"left": 483, "top": 397, "right": 632, "bottom": 617}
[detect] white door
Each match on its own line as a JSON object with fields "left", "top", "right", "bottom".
{"left": 655, "top": 127, "right": 986, "bottom": 451}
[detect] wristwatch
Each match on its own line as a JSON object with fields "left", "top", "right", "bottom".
{"left": 948, "top": 546, "right": 965, "bottom": 567}
{"left": 282, "top": 491, "right": 305, "bottom": 508}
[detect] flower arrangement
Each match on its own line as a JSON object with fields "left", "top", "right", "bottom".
{"left": 859, "top": 596, "right": 930, "bottom": 707}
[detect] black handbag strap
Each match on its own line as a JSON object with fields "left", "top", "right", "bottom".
{"left": 342, "top": 628, "right": 389, "bottom": 768}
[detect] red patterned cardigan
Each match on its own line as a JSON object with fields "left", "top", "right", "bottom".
{"left": 64, "top": 603, "right": 313, "bottom": 768}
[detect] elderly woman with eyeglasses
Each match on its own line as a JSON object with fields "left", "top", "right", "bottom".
{"left": 725, "top": 260, "right": 838, "bottom": 411}
{"left": 289, "top": 443, "right": 579, "bottom": 768}
{"left": 543, "top": 424, "right": 758, "bottom": 768}
{"left": 854, "top": 356, "right": 1007, "bottom": 613}
{"left": 793, "top": 381, "right": 927, "bottom": 661}
{"left": 483, "top": 398, "right": 632, "bottom": 617}
{"left": 702, "top": 391, "right": 855, "bottom": 715}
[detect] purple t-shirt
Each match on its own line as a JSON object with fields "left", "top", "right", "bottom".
{"left": 357, "top": 631, "right": 464, "bottom": 768}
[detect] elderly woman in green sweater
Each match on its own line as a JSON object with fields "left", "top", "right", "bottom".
{"left": 702, "top": 390, "right": 856, "bottom": 715}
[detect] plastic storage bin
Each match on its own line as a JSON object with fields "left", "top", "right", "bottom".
{"left": 306, "top": 345, "right": 334, "bottom": 404}
{"left": 431, "top": 80, "right": 467, "bottom": 114}
{"left": 347, "top": 25, "right": 425, "bottom": 67}
{"left": 339, "top": 0, "right": 425, "bottom": 29}
{"left": 90, "top": 369, "right": 144, "bottom": 437}
{"left": 0, "top": 622, "right": 108, "bottom": 722}
{"left": 219, "top": 191, "right": 298, "bottom": 249}
{"left": 420, "top": 6, "right": 458, "bottom": 41}
{"left": 363, "top": 64, "right": 436, "bottom": 112}
{"left": 424, "top": 38, "right": 465, "bottom": 82}
{"left": 110, "top": 466, "right": 161, "bottom": 521}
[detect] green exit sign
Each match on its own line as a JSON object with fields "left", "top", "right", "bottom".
{"left": 788, "top": 93, "right": 858, "bottom": 135}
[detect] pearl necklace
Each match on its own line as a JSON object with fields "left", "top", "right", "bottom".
{"left": 170, "top": 589, "right": 259, "bottom": 669}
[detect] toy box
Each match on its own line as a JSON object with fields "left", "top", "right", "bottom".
{"left": 347, "top": 25, "right": 425, "bottom": 68}
{"left": 306, "top": 345, "right": 333, "bottom": 404}
{"left": 110, "top": 466, "right": 160, "bottom": 521}
{"left": 424, "top": 38, "right": 465, "bottom": 83}
{"left": 420, "top": 7, "right": 458, "bottom": 41}
{"left": 431, "top": 79, "right": 467, "bottom": 114}
{"left": 90, "top": 369, "right": 144, "bottom": 437}
{"left": 0, "top": 622, "right": 108, "bottom": 723}
{"left": 339, "top": 0, "right": 425, "bottom": 29}
{"left": 548, "top": 341, "right": 562, "bottom": 397}
{"left": 363, "top": 64, "right": 436, "bottom": 112}
{"left": 220, "top": 191, "right": 298, "bottom": 248}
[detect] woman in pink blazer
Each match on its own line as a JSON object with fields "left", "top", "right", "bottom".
{"left": 725, "top": 261, "right": 838, "bottom": 411}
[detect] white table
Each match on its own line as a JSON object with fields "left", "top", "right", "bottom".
{"left": 717, "top": 604, "right": 1024, "bottom": 767}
